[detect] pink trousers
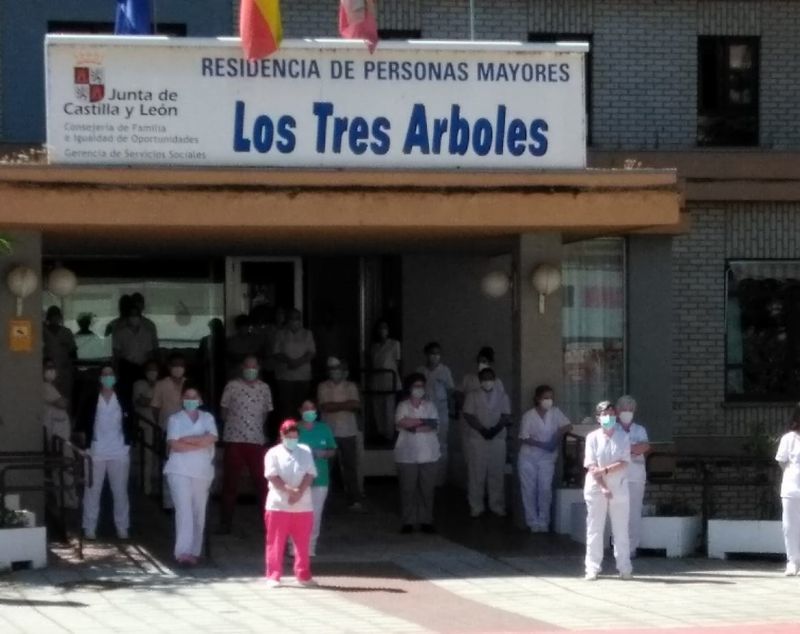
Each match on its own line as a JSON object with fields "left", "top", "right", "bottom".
{"left": 264, "top": 510, "right": 314, "bottom": 581}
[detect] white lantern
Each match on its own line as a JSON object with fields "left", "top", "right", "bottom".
{"left": 6, "top": 265, "right": 38, "bottom": 316}
{"left": 531, "top": 264, "right": 562, "bottom": 314}
{"left": 47, "top": 266, "right": 78, "bottom": 298}
{"left": 480, "top": 270, "right": 511, "bottom": 298}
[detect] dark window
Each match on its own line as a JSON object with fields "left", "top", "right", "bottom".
{"left": 725, "top": 261, "right": 800, "bottom": 401}
{"left": 48, "top": 21, "right": 187, "bottom": 37}
{"left": 698, "top": 37, "right": 759, "bottom": 146}
{"left": 378, "top": 29, "right": 422, "bottom": 40}
{"left": 528, "top": 33, "right": 592, "bottom": 145}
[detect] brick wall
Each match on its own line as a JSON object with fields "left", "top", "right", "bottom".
{"left": 672, "top": 202, "right": 800, "bottom": 439}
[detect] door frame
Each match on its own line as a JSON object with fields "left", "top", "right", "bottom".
{"left": 224, "top": 256, "right": 303, "bottom": 328}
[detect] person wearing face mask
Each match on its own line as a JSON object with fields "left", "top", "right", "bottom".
{"left": 369, "top": 320, "right": 402, "bottom": 442}
{"left": 263, "top": 420, "right": 318, "bottom": 588}
{"left": 42, "top": 305, "right": 77, "bottom": 402}
{"left": 273, "top": 309, "right": 317, "bottom": 422}
{"left": 461, "top": 368, "right": 512, "bottom": 518}
{"left": 297, "top": 400, "right": 337, "bottom": 555}
{"left": 583, "top": 401, "right": 632, "bottom": 581}
{"left": 456, "top": 346, "right": 506, "bottom": 412}
{"left": 132, "top": 360, "right": 160, "bottom": 495}
{"left": 163, "top": 386, "right": 218, "bottom": 565}
{"left": 518, "top": 385, "right": 572, "bottom": 532}
{"left": 112, "top": 304, "right": 159, "bottom": 409}
{"left": 152, "top": 353, "right": 188, "bottom": 509}
{"left": 416, "top": 342, "right": 455, "bottom": 485}
{"left": 76, "top": 366, "right": 133, "bottom": 540}
{"left": 616, "top": 395, "right": 650, "bottom": 557}
{"left": 317, "top": 357, "right": 363, "bottom": 511}
{"left": 42, "top": 358, "right": 79, "bottom": 509}
{"left": 394, "top": 373, "right": 440, "bottom": 533}
{"left": 217, "top": 356, "right": 274, "bottom": 534}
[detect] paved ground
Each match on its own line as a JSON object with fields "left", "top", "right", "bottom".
{"left": 2, "top": 482, "right": 800, "bottom": 633}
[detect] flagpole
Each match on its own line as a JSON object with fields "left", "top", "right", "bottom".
{"left": 468, "top": 0, "right": 475, "bottom": 40}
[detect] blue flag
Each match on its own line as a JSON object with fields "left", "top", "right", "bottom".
{"left": 114, "top": 0, "right": 153, "bottom": 35}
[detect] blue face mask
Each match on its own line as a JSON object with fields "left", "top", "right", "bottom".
{"left": 283, "top": 437, "right": 299, "bottom": 451}
{"left": 600, "top": 415, "right": 617, "bottom": 431}
{"left": 301, "top": 410, "right": 318, "bottom": 424}
{"left": 100, "top": 375, "right": 116, "bottom": 389}
{"left": 183, "top": 399, "right": 201, "bottom": 412}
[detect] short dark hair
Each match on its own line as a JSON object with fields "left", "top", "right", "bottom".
{"left": 403, "top": 372, "right": 427, "bottom": 393}
{"left": 423, "top": 341, "right": 441, "bottom": 355}
{"left": 477, "top": 346, "right": 495, "bottom": 363}
{"left": 790, "top": 404, "right": 800, "bottom": 432}
{"left": 534, "top": 385, "right": 554, "bottom": 403}
{"left": 168, "top": 352, "right": 186, "bottom": 364}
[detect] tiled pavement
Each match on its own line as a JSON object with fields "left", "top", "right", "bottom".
{"left": 2, "top": 484, "right": 800, "bottom": 633}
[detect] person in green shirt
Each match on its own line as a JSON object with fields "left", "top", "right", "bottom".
{"left": 298, "top": 400, "right": 337, "bottom": 556}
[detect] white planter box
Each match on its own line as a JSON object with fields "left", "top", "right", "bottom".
{"left": 639, "top": 516, "right": 701, "bottom": 557}
{"left": 0, "top": 526, "right": 47, "bottom": 571}
{"left": 707, "top": 520, "right": 783, "bottom": 559}
{"left": 554, "top": 488, "right": 585, "bottom": 535}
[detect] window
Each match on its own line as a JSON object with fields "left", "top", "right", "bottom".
{"left": 378, "top": 29, "right": 422, "bottom": 40}
{"left": 698, "top": 36, "right": 759, "bottom": 146}
{"left": 562, "top": 238, "right": 625, "bottom": 422}
{"left": 529, "top": 33, "right": 592, "bottom": 145}
{"left": 48, "top": 21, "right": 187, "bottom": 36}
{"left": 726, "top": 261, "right": 800, "bottom": 401}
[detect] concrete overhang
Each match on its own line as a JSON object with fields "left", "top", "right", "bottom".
{"left": 0, "top": 165, "right": 682, "bottom": 248}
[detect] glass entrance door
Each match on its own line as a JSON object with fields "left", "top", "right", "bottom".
{"left": 225, "top": 257, "right": 303, "bottom": 325}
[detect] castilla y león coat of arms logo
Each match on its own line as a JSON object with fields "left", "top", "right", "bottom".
{"left": 73, "top": 54, "right": 105, "bottom": 103}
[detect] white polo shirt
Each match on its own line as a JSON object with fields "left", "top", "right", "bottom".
{"left": 264, "top": 443, "right": 317, "bottom": 512}
{"left": 583, "top": 426, "right": 631, "bottom": 496}
{"left": 163, "top": 410, "right": 218, "bottom": 481}
{"left": 776, "top": 431, "right": 800, "bottom": 499}
{"left": 393, "top": 399, "right": 440, "bottom": 464}
{"left": 519, "top": 406, "right": 571, "bottom": 461}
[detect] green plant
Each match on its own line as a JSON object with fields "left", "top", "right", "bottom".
{"left": 0, "top": 234, "right": 11, "bottom": 255}
{"left": 742, "top": 424, "right": 779, "bottom": 460}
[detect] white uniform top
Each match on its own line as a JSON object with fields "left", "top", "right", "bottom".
{"left": 394, "top": 399, "right": 441, "bottom": 464}
{"left": 620, "top": 422, "right": 649, "bottom": 483}
{"left": 462, "top": 386, "right": 511, "bottom": 442}
{"left": 776, "top": 431, "right": 800, "bottom": 499}
{"left": 264, "top": 443, "right": 317, "bottom": 512}
{"left": 273, "top": 328, "right": 316, "bottom": 381}
{"left": 163, "top": 410, "right": 218, "bottom": 481}
{"left": 91, "top": 393, "right": 129, "bottom": 459}
{"left": 583, "top": 426, "right": 631, "bottom": 496}
{"left": 417, "top": 364, "right": 454, "bottom": 417}
{"left": 519, "top": 406, "right": 571, "bottom": 461}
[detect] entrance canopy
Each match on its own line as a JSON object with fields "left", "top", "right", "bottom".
{"left": 0, "top": 165, "right": 680, "bottom": 253}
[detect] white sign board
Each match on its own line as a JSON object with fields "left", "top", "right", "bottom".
{"left": 46, "top": 36, "right": 586, "bottom": 169}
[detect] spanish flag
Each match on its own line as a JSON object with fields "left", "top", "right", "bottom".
{"left": 240, "top": 0, "right": 282, "bottom": 60}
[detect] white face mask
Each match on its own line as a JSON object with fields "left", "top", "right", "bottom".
{"left": 478, "top": 362, "right": 490, "bottom": 372}
{"left": 411, "top": 387, "right": 426, "bottom": 400}
{"left": 618, "top": 411, "right": 634, "bottom": 425}
{"left": 44, "top": 369, "right": 57, "bottom": 382}
{"left": 540, "top": 398, "right": 554, "bottom": 410}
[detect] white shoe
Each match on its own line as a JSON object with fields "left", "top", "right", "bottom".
{"left": 785, "top": 562, "right": 798, "bottom": 576}
{"left": 297, "top": 578, "right": 319, "bottom": 588}
{"left": 619, "top": 572, "right": 633, "bottom": 580}
{"left": 263, "top": 578, "right": 281, "bottom": 588}
{"left": 584, "top": 572, "right": 598, "bottom": 581}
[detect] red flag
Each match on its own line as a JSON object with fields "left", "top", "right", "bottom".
{"left": 339, "top": 0, "right": 379, "bottom": 53}
{"left": 240, "top": 0, "right": 282, "bottom": 60}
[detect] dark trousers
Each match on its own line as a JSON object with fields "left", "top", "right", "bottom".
{"left": 221, "top": 442, "right": 266, "bottom": 521}
{"left": 334, "top": 435, "right": 360, "bottom": 505}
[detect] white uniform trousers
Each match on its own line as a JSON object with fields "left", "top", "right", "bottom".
{"left": 518, "top": 452, "right": 556, "bottom": 530}
{"left": 465, "top": 435, "right": 506, "bottom": 515}
{"left": 310, "top": 486, "right": 329, "bottom": 554}
{"left": 628, "top": 480, "right": 646, "bottom": 552}
{"left": 168, "top": 473, "right": 211, "bottom": 559}
{"left": 585, "top": 490, "right": 632, "bottom": 575}
{"left": 82, "top": 454, "right": 130, "bottom": 535}
{"left": 782, "top": 497, "right": 800, "bottom": 565}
